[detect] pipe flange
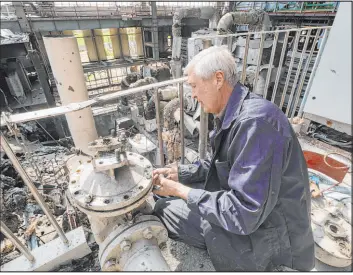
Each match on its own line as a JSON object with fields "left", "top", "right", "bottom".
{"left": 99, "top": 215, "right": 168, "bottom": 270}
{"left": 311, "top": 208, "right": 352, "bottom": 267}
{"left": 68, "top": 152, "right": 153, "bottom": 217}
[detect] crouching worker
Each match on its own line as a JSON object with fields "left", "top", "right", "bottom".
{"left": 152, "top": 46, "right": 315, "bottom": 271}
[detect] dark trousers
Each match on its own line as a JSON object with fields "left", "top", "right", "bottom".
{"left": 154, "top": 194, "right": 296, "bottom": 271}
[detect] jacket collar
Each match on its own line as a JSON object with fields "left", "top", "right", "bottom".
{"left": 221, "top": 82, "right": 249, "bottom": 130}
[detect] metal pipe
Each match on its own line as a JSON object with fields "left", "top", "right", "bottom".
{"left": 279, "top": 31, "right": 300, "bottom": 110}
{"left": 252, "top": 32, "right": 265, "bottom": 93}
{"left": 241, "top": 34, "right": 250, "bottom": 84}
{"left": 285, "top": 30, "right": 311, "bottom": 116}
{"left": 154, "top": 89, "right": 164, "bottom": 166}
{"left": 122, "top": 239, "right": 170, "bottom": 271}
{"left": 0, "top": 77, "right": 188, "bottom": 127}
{"left": 199, "top": 109, "right": 208, "bottom": 160}
{"left": 263, "top": 32, "right": 279, "bottom": 99}
{"left": 271, "top": 31, "right": 289, "bottom": 102}
{"left": 178, "top": 83, "right": 185, "bottom": 164}
{"left": 0, "top": 221, "right": 35, "bottom": 262}
{"left": 0, "top": 134, "right": 69, "bottom": 245}
{"left": 298, "top": 29, "right": 330, "bottom": 117}
{"left": 43, "top": 36, "right": 98, "bottom": 155}
{"left": 185, "top": 26, "right": 331, "bottom": 41}
{"left": 198, "top": 39, "right": 212, "bottom": 160}
{"left": 290, "top": 29, "right": 320, "bottom": 118}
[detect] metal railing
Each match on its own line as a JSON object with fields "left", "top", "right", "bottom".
{"left": 17, "top": 1, "right": 221, "bottom": 20}
{"left": 233, "top": 1, "right": 339, "bottom": 13}
{"left": 188, "top": 26, "right": 331, "bottom": 118}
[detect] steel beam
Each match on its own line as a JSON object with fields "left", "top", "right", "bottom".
{"left": 151, "top": 2, "right": 160, "bottom": 60}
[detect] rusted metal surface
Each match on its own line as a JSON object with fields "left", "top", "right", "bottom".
{"left": 303, "top": 151, "right": 349, "bottom": 183}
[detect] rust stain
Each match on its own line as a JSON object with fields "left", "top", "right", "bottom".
{"left": 303, "top": 150, "right": 349, "bottom": 183}
{"left": 326, "top": 120, "right": 333, "bottom": 127}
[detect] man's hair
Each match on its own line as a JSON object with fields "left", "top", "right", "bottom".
{"left": 184, "top": 45, "right": 238, "bottom": 87}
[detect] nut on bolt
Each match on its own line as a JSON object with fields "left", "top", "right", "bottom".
{"left": 84, "top": 194, "right": 93, "bottom": 203}
{"left": 103, "top": 259, "right": 118, "bottom": 271}
{"left": 143, "top": 228, "right": 153, "bottom": 239}
{"left": 120, "top": 240, "right": 131, "bottom": 251}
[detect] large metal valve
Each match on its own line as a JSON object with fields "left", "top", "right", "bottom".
{"left": 67, "top": 131, "right": 170, "bottom": 271}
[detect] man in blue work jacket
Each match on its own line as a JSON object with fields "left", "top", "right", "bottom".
{"left": 152, "top": 46, "right": 315, "bottom": 271}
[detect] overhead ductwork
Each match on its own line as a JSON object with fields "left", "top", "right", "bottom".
{"left": 217, "top": 9, "right": 272, "bottom": 34}
{"left": 171, "top": 7, "right": 220, "bottom": 78}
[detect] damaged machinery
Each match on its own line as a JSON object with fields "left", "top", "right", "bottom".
{"left": 66, "top": 132, "right": 169, "bottom": 271}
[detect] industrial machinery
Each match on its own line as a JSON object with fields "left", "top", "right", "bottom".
{"left": 67, "top": 130, "right": 169, "bottom": 271}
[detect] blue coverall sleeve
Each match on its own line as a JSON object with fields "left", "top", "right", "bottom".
{"left": 178, "top": 158, "right": 211, "bottom": 185}
{"left": 186, "top": 118, "right": 286, "bottom": 235}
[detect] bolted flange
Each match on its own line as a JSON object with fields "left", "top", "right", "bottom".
{"left": 120, "top": 240, "right": 132, "bottom": 251}
{"left": 143, "top": 227, "right": 153, "bottom": 239}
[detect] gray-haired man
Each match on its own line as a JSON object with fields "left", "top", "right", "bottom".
{"left": 152, "top": 46, "right": 315, "bottom": 271}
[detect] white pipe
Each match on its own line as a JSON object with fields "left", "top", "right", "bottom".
{"left": 43, "top": 36, "right": 98, "bottom": 155}
{"left": 120, "top": 239, "right": 170, "bottom": 271}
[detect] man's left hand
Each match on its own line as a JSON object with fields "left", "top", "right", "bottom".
{"left": 152, "top": 174, "right": 191, "bottom": 200}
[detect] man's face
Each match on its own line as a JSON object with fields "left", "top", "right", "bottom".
{"left": 187, "top": 70, "right": 220, "bottom": 114}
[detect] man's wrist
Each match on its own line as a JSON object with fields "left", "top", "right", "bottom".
{"left": 175, "top": 184, "right": 191, "bottom": 200}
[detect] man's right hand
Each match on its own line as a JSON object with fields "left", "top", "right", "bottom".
{"left": 152, "top": 162, "right": 178, "bottom": 181}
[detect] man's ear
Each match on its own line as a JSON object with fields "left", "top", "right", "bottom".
{"left": 215, "top": 71, "right": 225, "bottom": 90}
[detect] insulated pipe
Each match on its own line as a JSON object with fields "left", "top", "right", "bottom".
{"left": 198, "top": 40, "right": 211, "bottom": 160}
{"left": 178, "top": 83, "right": 185, "bottom": 164}
{"left": 43, "top": 36, "right": 98, "bottom": 155}
{"left": 0, "top": 221, "right": 35, "bottom": 262}
{"left": 154, "top": 89, "right": 164, "bottom": 166}
{"left": 217, "top": 9, "right": 271, "bottom": 34}
{"left": 0, "top": 134, "right": 69, "bottom": 245}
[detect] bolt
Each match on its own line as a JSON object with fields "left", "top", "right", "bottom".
{"left": 84, "top": 194, "right": 93, "bottom": 203}
{"left": 120, "top": 240, "right": 131, "bottom": 251}
{"left": 143, "top": 228, "right": 153, "bottom": 239}
{"left": 103, "top": 259, "right": 118, "bottom": 271}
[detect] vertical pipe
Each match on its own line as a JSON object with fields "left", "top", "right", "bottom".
{"left": 252, "top": 32, "right": 265, "bottom": 93}
{"left": 298, "top": 29, "right": 330, "bottom": 117}
{"left": 290, "top": 32, "right": 319, "bottom": 118}
{"left": 142, "top": 27, "right": 147, "bottom": 58}
{"left": 178, "top": 83, "right": 185, "bottom": 164}
{"left": 116, "top": 28, "right": 124, "bottom": 59}
{"left": 241, "top": 34, "right": 250, "bottom": 84}
{"left": 1, "top": 221, "right": 35, "bottom": 262}
{"left": 286, "top": 30, "right": 311, "bottom": 116}
{"left": 151, "top": 2, "right": 159, "bottom": 60}
{"left": 263, "top": 32, "right": 278, "bottom": 99}
{"left": 90, "top": 29, "right": 101, "bottom": 62}
{"left": 279, "top": 31, "right": 300, "bottom": 110}
{"left": 43, "top": 36, "right": 98, "bottom": 155}
{"left": 271, "top": 31, "right": 289, "bottom": 103}
{"left": 154, "top": 89, "right": 164, "bottom": 166}
{"left": 0, "top": 134, "right": 69, "bottom": 245}
{"left": 198, "top": 39, "right": 212, "bottom": 160}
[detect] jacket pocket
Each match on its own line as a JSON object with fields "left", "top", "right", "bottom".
{"left": 214, "top": 160, "right": 231, "bottom": 190}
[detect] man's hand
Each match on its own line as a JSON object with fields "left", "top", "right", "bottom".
{"left": 152, "top": 162, "right": 178, "bottom": 181}
{"left": 152, "top": 174, "right": 191, "bottom": 200}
